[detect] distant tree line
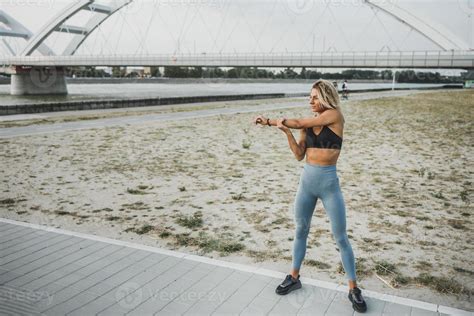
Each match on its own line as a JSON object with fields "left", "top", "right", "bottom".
{"left": 67, "top": 67, "right": 110, "bottom": 78}
{"left": 162, "top": 67, "right": 393, "bottom": 80}
{"left": 395, "top": 70, "right": 462, "bottom": 84}
{"left": 65, "top": 66, "right": 465, "bottom": 83}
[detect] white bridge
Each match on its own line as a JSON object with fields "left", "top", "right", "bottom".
{"left": 2, "top": 50, "right": 473, "bottom": 69}
{"left": 0, "top": 0, "right": 473, "bottom": 95}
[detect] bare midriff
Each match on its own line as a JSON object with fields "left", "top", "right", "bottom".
{"left": 305, "top": 148, "right": 341, "bottom": 166}
{"left": 304, "top": 124, "right": 343, "bottom": 166}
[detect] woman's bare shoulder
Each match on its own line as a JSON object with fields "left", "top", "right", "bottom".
{"left": 328, "top": 108, "right": 344, "bottom": 124}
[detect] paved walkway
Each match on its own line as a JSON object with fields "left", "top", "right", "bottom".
{"left": 0, "top": 218, "right": 471, "bottom": 316}
{"left": 0, "top": 90, "right": 426, "bottom": 138}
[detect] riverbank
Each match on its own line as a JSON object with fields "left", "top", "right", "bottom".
{"left": 0, "top": 93, "right": 285, "bottom": 116}
{"left": 0, "top": 77, "right": 464, "bottom": 85}
{"left": 0, "top": 84, "right": 463, "bottom": 115}
{"left": 0, "top": 89, "right": 473, "bottom": 311}
{"left": 0, "top": 90, "right": 426, "bottom": 130}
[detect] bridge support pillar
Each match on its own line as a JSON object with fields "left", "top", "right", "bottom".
{"left": 10, "top": 66, "right": 68, "bottom": 95}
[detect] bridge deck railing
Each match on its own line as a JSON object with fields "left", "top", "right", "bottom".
{"left": 1, "top": 50, "right": 473, "bottom": 69}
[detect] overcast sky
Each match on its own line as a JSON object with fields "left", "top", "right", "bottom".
{"left": 1, "top": 0, "right": 472, "bottom": 55}
{"left": 0, "top": 0, "right": 472, "bottom": 75}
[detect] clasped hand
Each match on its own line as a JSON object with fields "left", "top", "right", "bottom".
{"left": 253, "top": 115, "right": 288, "bottom": 132}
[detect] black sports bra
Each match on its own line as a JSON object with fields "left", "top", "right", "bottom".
{"left": 305, "top": 126, "right": 343, "bottom": 149}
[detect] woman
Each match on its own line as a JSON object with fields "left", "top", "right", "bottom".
{"left": 254, "top": 79, "right": 367, "bottom": 313}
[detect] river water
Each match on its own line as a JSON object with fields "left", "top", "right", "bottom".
{"left": 0, "top": 82, "right": 456, "bottom": 106}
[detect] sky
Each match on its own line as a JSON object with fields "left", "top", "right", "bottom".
{"left": 1, "top": 0, "right": 472, "bottom": 74}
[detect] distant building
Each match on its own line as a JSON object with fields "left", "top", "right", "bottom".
{"left": 98, "top": 67, "right": 112, "bottom": 76}
{"left": 143, "top": 67, "right": 152, "bottom": 77}
{"left": 125, "top": 66, "right": 150, "bottom": 78}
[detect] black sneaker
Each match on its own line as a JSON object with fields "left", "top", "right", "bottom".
{"left": 275, "top": 274, "right": 302, "bottom": 295}
{"left": 348, "top": 286, "right": 367, "bottom": 313}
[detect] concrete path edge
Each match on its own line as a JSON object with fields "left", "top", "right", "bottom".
{"left": 0, "top": 217, "right": 471, "bottom": 316}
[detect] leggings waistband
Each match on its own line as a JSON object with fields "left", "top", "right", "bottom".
{"left": 304, "top": 162, "right": 337, "bottom": 170}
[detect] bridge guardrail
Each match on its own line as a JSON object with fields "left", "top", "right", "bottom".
{"left": 2, "top": 50, "right": 473, "bottom": 69}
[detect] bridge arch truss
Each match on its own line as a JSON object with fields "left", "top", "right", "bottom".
{"left": 1, "top": 0, "right": 471, "bottom": 58}
{"left": 19, "top": 0, "right": 132, "bottom": 56}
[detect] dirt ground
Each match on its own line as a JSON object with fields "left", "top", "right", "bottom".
{"left": 1, "top": 89, "right": 473, "bottom": 311}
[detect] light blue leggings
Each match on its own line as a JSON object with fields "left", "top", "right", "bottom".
{"left": 291, "top": 163, "right": 357, "bottom": 281}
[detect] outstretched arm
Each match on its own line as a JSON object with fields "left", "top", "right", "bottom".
{"left": 281, "top": 109, "right": 339, "bottom": 129}
{"left": 285, "top": 129, "right": 306, "bottom": 161}
{"left": 254, "top": 110, "right": 339, "bottom": 129}
{"left": 277, "top": 119, "right": 306, "bottom": 161}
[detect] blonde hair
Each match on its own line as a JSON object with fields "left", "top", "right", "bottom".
{"left": 311, "top": 79, "right": 340, "bottom": 110}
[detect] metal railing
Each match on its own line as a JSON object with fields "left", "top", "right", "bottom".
{"left": 2, "top": 50, "right": 473, "bottom": 69}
